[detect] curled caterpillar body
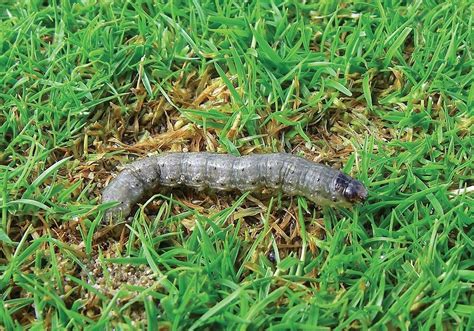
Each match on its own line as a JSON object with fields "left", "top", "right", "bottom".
{"left": 102, "top": 152, "right": 368, "bottom": 222}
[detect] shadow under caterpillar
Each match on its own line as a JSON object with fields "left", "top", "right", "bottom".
{"left": 102, "top": 152, "right": 368, "bottom": 222}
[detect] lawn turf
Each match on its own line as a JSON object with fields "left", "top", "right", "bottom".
{"left": 0, "top": 0, "right": 473, "bottom": 329}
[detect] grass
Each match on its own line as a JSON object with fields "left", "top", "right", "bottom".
{"left": 0, "top": 0, "right": 473, "bottom": 329}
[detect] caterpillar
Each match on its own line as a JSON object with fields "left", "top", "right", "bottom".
{"left": 102, "top": 152, "right": 368, "bottom": 222}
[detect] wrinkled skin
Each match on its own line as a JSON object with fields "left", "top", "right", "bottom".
{"left": 102, "top": 153, "right": 368, "bottom": 222}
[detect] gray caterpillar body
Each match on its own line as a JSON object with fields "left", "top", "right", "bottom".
{"left": 102, "top": 153, "right": 368, "bottom": 222}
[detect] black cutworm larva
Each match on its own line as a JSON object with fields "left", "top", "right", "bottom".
{"left": 102, "top": 152, "right": 368, "bottom": 222}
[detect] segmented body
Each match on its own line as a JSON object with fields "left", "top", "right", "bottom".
{"left": 102, "top": 152, "right": 367, "bottom": 222}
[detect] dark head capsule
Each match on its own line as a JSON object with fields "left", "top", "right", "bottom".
{"left": 334, "top": 173, "right": 368, "bottom": 204}
{"left": 343, "top": 179, "right": 368, "bottom": 203}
